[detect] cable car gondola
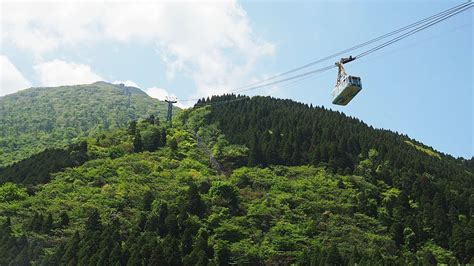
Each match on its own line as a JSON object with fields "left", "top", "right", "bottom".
{"left": 331, "top": 56, "right": 362, "bottom": 106}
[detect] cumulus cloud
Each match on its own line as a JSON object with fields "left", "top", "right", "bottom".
{"left": 145, "top": 87, "right": 172, "bottom": 101}
{"left": 0, "top": 55, "right": 31, "bottom": 96}
{"left": 2, "top": 1, "right": 275, "bottom": 98}
{"left": 33, "top": 60, "right": 102, "bottom": 87}
{"left": 144, "top": 86, "right": 189, "bottom": 109}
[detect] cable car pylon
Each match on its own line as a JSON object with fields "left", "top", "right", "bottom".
{"left": 165, "top": 96, "right": 178, "bottom": 124}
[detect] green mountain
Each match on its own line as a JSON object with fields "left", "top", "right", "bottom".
{"left": 0, "top": 94, "right": 472, "bottom": 265}
{"left": 0, "top": 82, "right": 171, "bottom": 167}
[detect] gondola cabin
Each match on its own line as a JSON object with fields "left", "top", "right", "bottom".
{"left": 331, "top": 75, "right": 362, "bottom": 106}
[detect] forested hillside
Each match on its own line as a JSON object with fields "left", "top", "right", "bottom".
{"left": 0, "top": 82, "right": 172, "bottom": 167}
{"left": 0, "top": 93, "right": 472, "bottom": 265}
{"left": 196, "top": 95, "right": 474, "bottom": 262}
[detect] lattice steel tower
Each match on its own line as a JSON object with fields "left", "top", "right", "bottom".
{"left": 165, "top": 96, "right": 178, "bottom": 124}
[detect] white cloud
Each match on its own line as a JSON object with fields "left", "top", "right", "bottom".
{"left": 33, "top": 60, "right": 102, "bottom": 87}
{"left": 144, "top": 86, "right": 189, "bottom": 109}
{"left": 0, "top": 55, "right": 31, "bottom": 96}
{"left": 2, "top": 1, "right": 275, "bottom": 98}
{"left": 145, "top": 87, "right": 171, "bottom": 101}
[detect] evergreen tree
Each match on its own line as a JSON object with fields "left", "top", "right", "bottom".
{"left": 165, "top": 213, "right": 179, "bottom": 237}
{"left": 31, "top": 213, "right": 44, "bottom": 233}
{"left": 59, "top": 212, "right": 69, "bottom": 228}
{"left": 214, "top": 241, "right": 231, "bottom": 266}
{"left": 161, "top": 129, "right": 167, "bottom": 146}
{"left": 391, "top": 222, "right": 404, "bottom": 248}
{"left": 146, "top": 114, "right": 155, "bottom": 125}
{"left": 187, "top": 182, "right": 206, "bottom": 217}
{"left": 163, "top": 235, "right": 181, "bottom": 265}
{"left": 145, "top": 214, "right": 159, "bottom": 232}
{"left": 150, "top": 128, "right": 162, "bottom": 151}
{"left": 142, "top": 190, "right": 154, "bottom": 211}
{"left": 248, "top": 133, "right": 262, "bottom": 166}
{"left": 433, "top": 192, "right": 450, "bottom": 248}
{"left": 325, "top": 244, "right": 343, "bottom": 265}
{"left": 109, "top": 244, "right": 122, "bottom": 265}
{"left": 42, "top": 213, "right": 53, "bottom": 233}
{"left": 133, "top": 130, "right": 143, "bottom": 153}
{"left": 11, "top": 245, "right": 30, "bottom": 266}
{"left": 154, "top": 116, "right": 161, "bottom": 126}
{"left": 157, "top": 202, "right": 169, "bottom": 236}
{"left": 422, "top": 250, "right": 437, "bottom": 265}
{"left": 348, "top": 246, "right": 361, "bottom": 265}
{"left": 62, "top": 231, "right": 80, "bottom": 265}
{"left": 181, "top": 227, "right": 194, "bottom": 257}
{"left": 85, "top": 209, "right": 102, "bottom": 232}
{"left": 450, "top": 222, "right": 467, "bottom": 262}
{"left": 169, "top": 137, "right": 178, "bottom": 151}
{"left": 186, "top": 229, "right": 210, "bottom": 266}
{"left": 149, "top": 244, "right": 164, "bottom": 265}
{"left": 127, "top": 120, "right": 137, "bottom": 135}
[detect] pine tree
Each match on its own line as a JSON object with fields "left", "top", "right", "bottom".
{"left": 348, "top": 246, "right": 361, "bottom": 265}
{"left": 157, "top": 202, "right": 169, "bottom": 236}
{"left": 150, "top": 128, "right": 162, "bottom": 151}
{"left": 248, "top": 134, "right": 262, "bottom": 166}
{"left": 423, "top": 250, "right": 437, "bottom": 265}
{"left": 325, "top": 244, "right": 343, "bottom": 265}
{"left": 169, "top": 137, "right": 178, "bottom": 151}
{"left": 145, "top": 214, "right": 159, "bottom": 232}
{"left": 11, "top": 245, "right": 30, "bottom": 266}
{"left": 149, "top": 244, "right": 164, "bottom": 265}
{"left": 391, "top": 222, "right": 404, "bottom": 248}
{"left": 127, "top": 120, "right": 137, "bottom": 135}
{"left": 181, "top": 227, "right": 194, "bottom": 257}
{"left": 163, "top": 236, "right": 181, "bottom": 265}
{"left": 450, "top": 222, "right": 467, "bottom": 262}
{"left": 161, "top": 129, "right": 167, "bottom": 146}
{"left": 185, "top": 229, "right": 210, "bottom": 266}
{"left": 59, "top": 212, "right": 69, "bottom": 228}
{"left": 62, "top": 231, "right": 80, "bottom": 265}
{"left": 1, "top": 216, "right": 11, "bottom": 234}
{"left": 85, "top": 209, "right": 102, "bottom": 232}
{"left": 146, "top": 114, "right": 155, "bottom": 125}
{"left": 109, "top": 244, "right": 122, "bottom": 265}
{"left": 165, "top": 213, "right": 179, "bottom": 237}
{"left": 34, "top": 213, "right": 44, "bottom": 232}
{"left": 42, "top": 213, "right": 53, "bottom": 233}
{"left": 187, "top": 182, "right": 206, "bottom": 217}
{"left": 142, "top": 190, "right": 154, "bottom": 212}
{"left": 154, "top": 116, "right": 161, "bottom": 126}
{"left": 465, "top": 219, "right": 474, "bottom": 262}
{"left": 214, "top": 241, "right": 231, "bottom": 266}
{"left": 97, "top": 248, "right": 110, "bottom": 266}
{"left": 133, "top": 130, "right": 143, "bottom": 153}
{"left": 127, "top": 245, "right": 142, "bottom": 266}
{"left": 433, "top": 192, "right": 450, "bottom": 248}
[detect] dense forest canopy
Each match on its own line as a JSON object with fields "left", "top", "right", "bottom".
{"left": 0, "top": 82, "right": 172, "bottom": 167}
{"left": 0, "top": 89, "right": 472, "bottom": 265}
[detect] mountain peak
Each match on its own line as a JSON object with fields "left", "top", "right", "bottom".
{"left": 0, "top": 82, "right": 169, "bottom": 166}
{"left": 90, "top": 81, "right": 147, "bottom": 96}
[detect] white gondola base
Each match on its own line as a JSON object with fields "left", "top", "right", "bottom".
{"left": 332, "top": 76, "right": 362, "bottom": 106}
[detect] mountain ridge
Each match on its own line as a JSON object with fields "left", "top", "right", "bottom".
{"left": 0, "top": 81, "right": 174, "bottom": 166}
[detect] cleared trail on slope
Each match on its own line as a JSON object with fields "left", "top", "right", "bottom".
{"left": 195, "top": 131, "right": 225, "bottom": 174}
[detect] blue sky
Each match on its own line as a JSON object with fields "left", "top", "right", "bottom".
{"left": 0, "top": 1, "right": 472, "bottom": 158}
